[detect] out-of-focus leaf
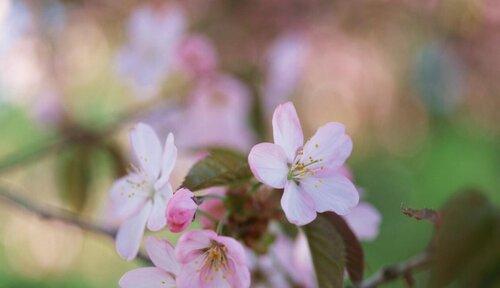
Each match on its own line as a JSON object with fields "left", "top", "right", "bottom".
{"left": 56, "top": 145, "right": 92, "bottom": 212}
{"left": 401, "top": 206, "right": 441, "bottom": 226}
{"left": 430, "top": 190, "right": 500, "bottom": 287}
{"left": 182, "top": 148, "right": 252, "bottom": 191}
{"left": 303, "top": 213, "right": 346, "bottom": 288}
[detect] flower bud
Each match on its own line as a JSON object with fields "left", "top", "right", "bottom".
{"left": 166, "top": 188, "right": 197, "bottom": 233}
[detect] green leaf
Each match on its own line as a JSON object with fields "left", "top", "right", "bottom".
{"left": 182, "top": 148, "right": 252, "bottom": 191}
{"left": 303, "top": 213, "right": 346, "bottom": 288}
{"left": 430, "top": 190, "right": 500, "bottom": 287}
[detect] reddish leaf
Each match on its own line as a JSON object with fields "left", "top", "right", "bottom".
{"left": 325, "top": 212, "right": 365, "bottom": 284}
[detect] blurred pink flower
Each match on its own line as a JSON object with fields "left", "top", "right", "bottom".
{"left": 175, "top": 34, "right": 218, "bottom": 79}
{"left": 338, "top": 165, "right": 382, "bottom": 241}
{"left": 198, "top": 187, "right": 226, "bottom": 229}
{"left": 248, "top": 102, "right": 359, "bottom": 225}
{"left": 250, "top": 229, "right": 316, "bottom": 288}
{"left": 263, "top": 33, "right": 308, "bottom": 115}
{"left": 107, "top": 123, "right": 177, "bottom": 260}
{"left": 115, "top": 5, "right": 186, "bottom": 99}
{"left": 174, "top": 75, "right": 254, "bottom": 151}
{"left": 175, "top": 230, "right": 250, "bottom": 288}
{"left": 119, "top": 236, "right": 179, "bottom": 288}
{"left": 344, "top": 202, "right": 382, "bottom": 241}
{"left": 31, "top": 89, "right": 65, "bottom": 127}
{"left": 166, "top": 188, "right": 198, "bottom": 233}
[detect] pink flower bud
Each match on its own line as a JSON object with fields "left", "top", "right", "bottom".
{"left": 166, "top": 188, "right": 197, "bottom": 233}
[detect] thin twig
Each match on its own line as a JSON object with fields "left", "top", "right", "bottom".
{"left": 359, "top": 252, "right": 431, "bottom": 288}
{"left": 0, "top": 186, "right": 152, "bottom": 264}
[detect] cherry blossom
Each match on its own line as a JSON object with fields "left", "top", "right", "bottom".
{"left": 166, "top": 188, "right": 198, "bottom": 233}
{"left": 119, "top": 236, "right": 180, "bottom": 288}
{"left": 107, "top": 123, "right": 177, "bottom": 260}
{"left": 175, "top": 34, "right": 218, "bottom": 79}
{"left": 174, "top": 75, "right": 254, "bottom": 151}
{"left": 263, "top": 33, "right": 307, "bottom": 116}
{"left": 338, "top": 166, "right": 382, "bottom": 241}
{"left": 198, "top": 187, "right": 226, "bottom": 230}
{"left": 115, "top": 5, "right": 186, "bottom": 99}
{"left": 175, "top": 230, "right": 250, "bottom": 288}
{"left": 248, "top": 102, "right": 359, "bottom": 225}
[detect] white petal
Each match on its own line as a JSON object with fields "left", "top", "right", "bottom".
{"left": 145, "top": 237, "right": 180, "bottom": 275}
{"left": 130, "top": 123, "right": 163, "bottom": 181}
{"left": 281, "top": 181, "right": 317, "bottom": 226}
{"left": 248, "top": 143, "right": 289, "bottom": 189}
{"left": 147, "top": 184, "right": 173, "bottom": 231}
{"left": 300, "top": 174, "right": 359, "bottom": 215}
{"left": 301, "top": 122, "right": 352, "bottom": 171}
{"left": 119, "top": 267, "right": 176, "bottom": 288}
{"left": 155, "top": 133, "right": 177, "bottom": 190}
{"left": 116, "top": 201, "right": 153, "bottom": 261}
{"left": 107, "top": 174, "right": 149, "bottom": 224}
{"left": 272, "top": 102, "right": 304, "bottom": 162}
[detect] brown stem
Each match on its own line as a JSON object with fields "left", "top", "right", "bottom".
{"left": 359, "top": 252, "right": 431, "bottom": 288}
{"left": 0, "top": 186, "right": 152, "bottom": 265}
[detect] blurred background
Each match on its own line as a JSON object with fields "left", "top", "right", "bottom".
{"left": 0, "top": 0, "right": 498, "bottom": 287}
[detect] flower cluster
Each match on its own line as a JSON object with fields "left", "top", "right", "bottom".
{"left": 109, "top": 97, "right": 381, "bottom": 287}
{"left": 109, "top": 123, "right": 250, "bottom": 287}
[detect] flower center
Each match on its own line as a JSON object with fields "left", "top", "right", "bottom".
{"left": 202, "top": 242, "right": 229, "bottom": 273}
{"left": 287, "top": 158, "right": 322, "bottom": 180}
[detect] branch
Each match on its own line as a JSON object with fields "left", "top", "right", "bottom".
{"left": 0, "top": 98, "right": 177, "bottom": 174}
{"left": 0, "top": 186, "right": 152, "bottom": 265}
{"left": 359, "top": 252, "right": 431, "bottom": 288}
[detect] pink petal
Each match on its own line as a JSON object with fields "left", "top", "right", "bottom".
{"left": 281, "top": 181, "right": 317, "bottom": 226}
{"left": 107, "top": 174, "right": 149, "bottom": 224}
{"left": 221, "top": 260, "right": 250, "bottom": 288}
{"left": 301, "top": 122, "right": 352, "bottom": 171}
{"left": 130, "top": 123, "right": 163, "bottom": 181}
{"left": 175, "top": 230, "right": 216, "bottom": 263}
{"left": 215, "top": 235, "right": 247, "bottom": 266}
{"left": 300, "top": 174, "right": 359, "bottom": 215}
{"left": 119, "top": 267, "right": 176, "bottom": 288}
{"left": 198, "top": 188, "right": 226, "bottom": 229}
{"left": 116, "top": 201, "right": 153, "bottom": 261}
{"left": 155, "top": 133, "right": 177, "bottom": 190}
{"left": 175, "top": 255, "right": 204, "bottom": 288}
{"left": 248, "top": 143, "right": 288, "bottom": 189}
{"left": 343, "top": 202, "right": 382, "bottom": 241}
{"left": 272, "top": 102, "right": 304, "bottom": 162}
{"left": 145, "top": 237, "right": 180, "bottom": 275}
{"left": 147, "top": 184, "right": 173, "bottom": 231}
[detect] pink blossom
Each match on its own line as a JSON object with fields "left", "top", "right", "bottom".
{"left": 175, "top": 230, "right": 250, "bottom": 288}
{"left": 248, "top": 102, "right": 359, "bottom": 225}
{"left": 175, "top": 34, "right": 218, "bottom": 79}
{"left": 198, "top": 187, "right": 226, "bottom": 229}
{"left": 166, "top": 188, "right": 198, "bottom": 233}
{"left": 174, "top": 75, "right": 254, "bottom": 151}
{"left": 338, "top": 166, "right": 382, "bottom": 241}
{"left": 107, "top": 123, "right": 177, "bottom": 260}
{"left": 344, "top": 202, "right": 382, "bottom": 241}
{"left": 115, "top": 5, "right": 186, "bottom": 99}
{"left": 263, "top": 33, "right": 308, "bottom": 116}
{"left": 119, "top": 236, "right": 180, "bottom": 288}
